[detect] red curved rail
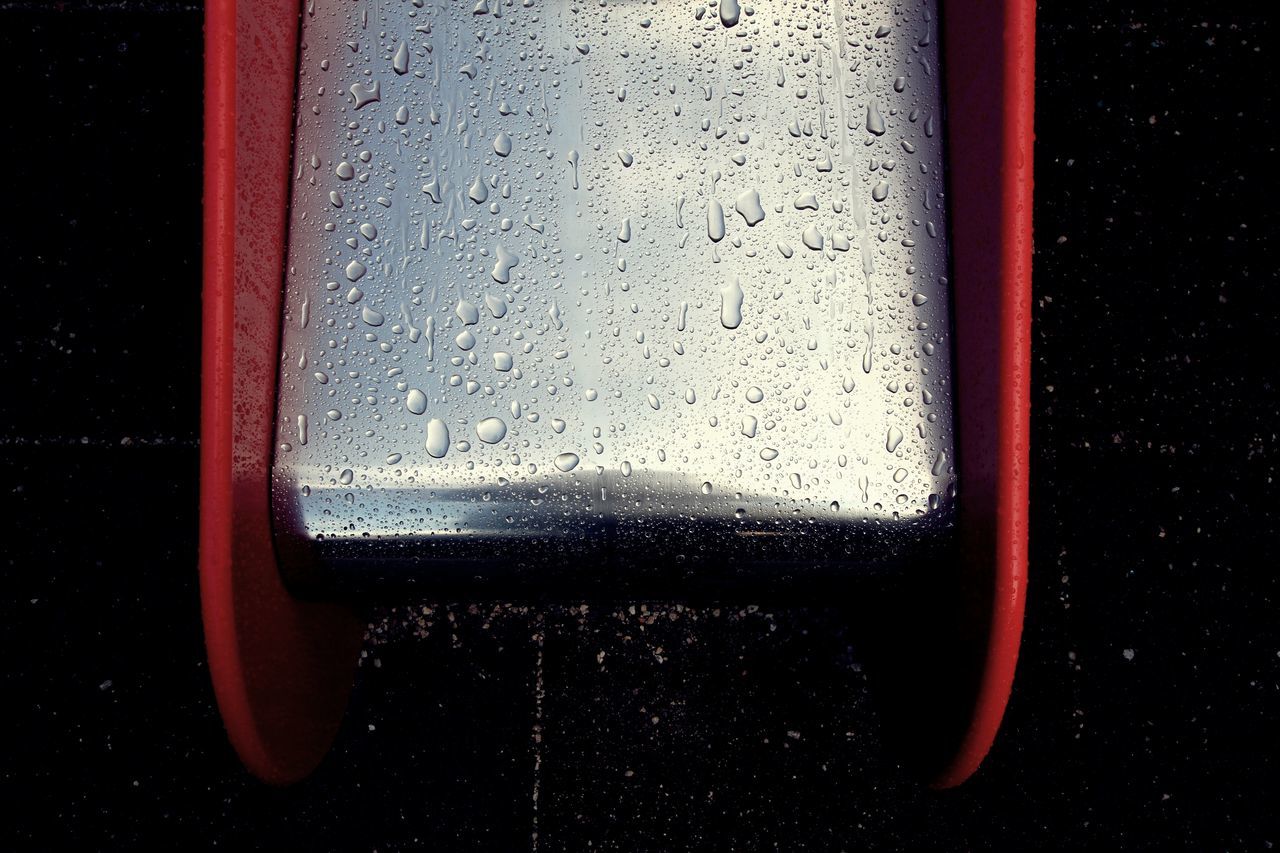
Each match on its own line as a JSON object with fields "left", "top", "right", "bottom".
{"left": 200, "top": 0, "right": 363, "bottom": 784}
{"left": 931, "top": 0, "right": 1035, "bottom": 787}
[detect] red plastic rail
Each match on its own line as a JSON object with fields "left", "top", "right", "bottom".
{"left": 200, "top": 0, "right": 362, "bottom": 784}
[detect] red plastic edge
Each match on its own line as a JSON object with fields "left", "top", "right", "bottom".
{"left": 931, "top": 0, "right": 1035, "bottom": 787}
{"left": 200, "top": 0, "right": 363, "bottom": 784}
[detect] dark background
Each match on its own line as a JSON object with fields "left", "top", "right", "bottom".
{"left": 3, "top": 1, "right": 1277, "bottom": 849}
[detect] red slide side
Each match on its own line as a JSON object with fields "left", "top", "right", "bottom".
{"left": 200, "top": 0, "right": 363, "bottom": 784}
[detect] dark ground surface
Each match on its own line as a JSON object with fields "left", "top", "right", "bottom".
{"left": 3, "top": 1, "right": 1278, "bottom": 849}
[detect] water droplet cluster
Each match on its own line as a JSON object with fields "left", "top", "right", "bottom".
{"left": 273, "top": 0, "right": 957, "bottom": 558}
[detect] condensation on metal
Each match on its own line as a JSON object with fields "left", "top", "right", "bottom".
{"left": 271, "top": 0, "right": 958, "bottom": 592}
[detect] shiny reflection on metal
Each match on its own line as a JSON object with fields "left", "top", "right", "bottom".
{"left": 272, "top": 0, "right": 957, "bottom": 596}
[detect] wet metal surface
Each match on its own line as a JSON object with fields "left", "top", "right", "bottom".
{"left": 271, "top": 0, "right": 957, "bottom": 594}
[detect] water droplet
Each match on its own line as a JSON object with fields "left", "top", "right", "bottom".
{"left": 455, "top": 300, "right": 479, "bottom": 325}
{"left": 335, "top": 161, "right": 355, "bottom": 180}
{"left": 491, "top": 245, "right": 519, "bottom": 283}
{"left": 734, "top": 189, "right": 765, "bottom": 226}
{"left": 707, "top": 199, "right": 725, "bottom": 242}
{"left": 760, "top": 447, "right": 779, "bottom": 461}
{"left": 567, "top": 149, "right": 580, "bottom": 189}
{"left": 720, "top": 278, "right": 744, "bottom": 329}
{"left": 392, "top": 40, "right": 409, "bottom": 75}
{"left": 477, "top": 417, "right": 507, "bottom": 443}
{"left": 349, "top": 81, "right": 380, "bottom": 109}
{"left": 719, "top": 0, "right": 740, "bottom": 27}
{"left": 425, "top": 418, "right": 450, "bottom": 458}
{"left": 701, "top": 481, "right": 713, "bottom": 495}
{"left": 484, "top": 293, "right": 507, "bottom": 318}
{"left": 886, "top": 427, "right": 904, "bottom": 453}
{"left": 802, "top": 225, "right": 823, "bottom": 251}
{"left": 493, "top": 130, "right": 512, "bottom": 157}
{"left": 741, "top": 415, "right": 758, "bottom": 437}
{"left": 746, "top": 386, "right": 764, "bottom": 403}
{"left": 866, "top": 101, "right": 886, "bottom": 136}
{"left": 345, "top": 260, "right": 367, "bottom": 281}
{"left": 493, "top": 351, "right": 513, "bottom": 371}
{"left": 455, "top": 330, "right": 477, "bottom": 350}
{"left": 555, "top": 452, "right": 580, "bottom": 472}
{"left": 406, "top": 389, "right": 427, "bottom": 415}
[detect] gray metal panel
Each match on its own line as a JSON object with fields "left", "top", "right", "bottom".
{"left": 272, "top": 0, "right": 957, "bottom": 595}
